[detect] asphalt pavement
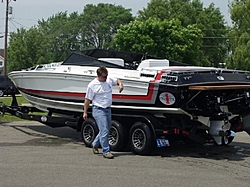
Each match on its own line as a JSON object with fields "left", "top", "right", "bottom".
{"left": 1, "top": 121, "right": 250, "bottom": 187}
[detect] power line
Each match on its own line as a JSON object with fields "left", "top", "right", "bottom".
{"left": 9, "top": 18, "right": 29, "bottom": 29}
{"left": 9, "top": 19, "right": 18, "bottom": 30}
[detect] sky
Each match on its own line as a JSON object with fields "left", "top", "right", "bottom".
{"left": 0, "top": 0, "right": 231, "bottom": 48}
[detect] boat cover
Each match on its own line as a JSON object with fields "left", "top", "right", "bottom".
{"left": 62, "top": 49, "right": 188, "bottom": 69}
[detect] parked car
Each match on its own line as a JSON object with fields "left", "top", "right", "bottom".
{"left": 0, "top": 76, "right": 19, "bottom": 97}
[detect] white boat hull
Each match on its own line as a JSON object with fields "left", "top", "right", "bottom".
{"left": 9, "top": 65, "right": 160, "bottom": 113}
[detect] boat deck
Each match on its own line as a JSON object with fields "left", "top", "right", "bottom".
{"left": 189, "top": 85, "right": 250, "bottom": 90}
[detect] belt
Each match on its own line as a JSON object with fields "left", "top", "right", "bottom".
{"left": 93, "top": 105, "right": 111, "bottom": 109}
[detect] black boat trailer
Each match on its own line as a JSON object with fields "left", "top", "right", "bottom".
{"left": 1, "top": 94, "right": 248, "bottom": 155}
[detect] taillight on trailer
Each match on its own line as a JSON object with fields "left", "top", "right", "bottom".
{"left": 182, "top": 130, "right": 189, "bottom": 136}
{"left": 173, "top": 128, "right": 180, "bottom": 134}
{"left": 163, "top": 131, "right": 169, "bottom": 134}
{"left": 236, "top": 124, "right": 243, "bottom": 131}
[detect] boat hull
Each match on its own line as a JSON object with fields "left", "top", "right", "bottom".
{"left": 9, "top": 68, "right": 160, "bottom": 112}
{"left": 9, "top": 65, "right": 250, "bottom": 117}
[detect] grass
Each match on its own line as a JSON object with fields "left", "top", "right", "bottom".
{"left": 0, "top": 95, "right": 32, "bottom": 122}
{"left": 1, "top": 95, "right": 28, "bottom": 106}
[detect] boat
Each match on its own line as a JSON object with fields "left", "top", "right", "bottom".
{"left": 8, "top": 49, "right": 185, "bottom": 113}
{"left": 8, "top": 48, "right": 250, "bottom": 146}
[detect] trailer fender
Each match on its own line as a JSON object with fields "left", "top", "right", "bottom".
{"left": 76, "top": 115, "right": 84, "bottom": 132}
{"left": 135, "top": 115, "right": 158, "bottom": 140}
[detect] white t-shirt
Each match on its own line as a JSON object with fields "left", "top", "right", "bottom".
{"left": 85, "top": 77, "right": 117, "bottom": 108}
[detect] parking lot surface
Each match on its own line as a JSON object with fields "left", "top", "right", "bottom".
{"left": 1, "top": 121, "right": 250, "bottom": 187}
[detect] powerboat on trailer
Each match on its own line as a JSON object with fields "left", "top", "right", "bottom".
{"left": 8, "top": 49, "right": 186, "bottom": 113}
{"left": 8, "top": 48, "right": 250, "bottom": 145}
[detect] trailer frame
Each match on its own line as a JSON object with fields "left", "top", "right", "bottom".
{"left": 1, "top": 94, "right": 243, "bottom": 155}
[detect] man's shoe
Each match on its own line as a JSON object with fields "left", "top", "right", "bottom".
{"left": 103, "top": 152, "right": 114, "bottom": 159}
{"left": 92, "top": 145, "right": 99, "bottom": 154}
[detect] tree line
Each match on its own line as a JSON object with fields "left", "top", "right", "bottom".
{"left": 6, "top": 0, "right": 250, "bottom": 72}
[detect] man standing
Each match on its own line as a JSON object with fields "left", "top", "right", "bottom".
{"left": 83, "top": 66, "right": 124, "bottom": 159}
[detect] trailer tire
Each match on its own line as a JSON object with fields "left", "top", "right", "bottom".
{"left": 109, "top": 120, "right": 127, "bottom": 151}
{"left": 129, "top": 122, "right": 155, "bottom": 155}
{"left": 81, "top": 118, "right": 99, "bottom": 147}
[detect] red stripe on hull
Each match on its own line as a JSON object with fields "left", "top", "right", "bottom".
{"left": 19, "top": 87, "right": 86, "bottom": 97}
{"left": 19, "top": 82, "right": 158, "bottom": 101}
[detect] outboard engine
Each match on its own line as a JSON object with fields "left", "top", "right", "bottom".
{"left": 209, "top": 120, "right": 236, "bottom": 145}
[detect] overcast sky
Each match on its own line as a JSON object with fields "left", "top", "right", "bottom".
{"left": 0, "top": 0, "right": 230, "bottom": 48}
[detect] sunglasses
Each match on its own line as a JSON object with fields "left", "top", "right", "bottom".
{"left": 101, "top": 75, "right": 108, "bottom": 79}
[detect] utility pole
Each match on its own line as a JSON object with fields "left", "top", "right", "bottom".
{"left": 2, "top": 0, "right": 15, "bottom": 76}
{"left": 3, "top": 0, "right": 9, "bottom": 76}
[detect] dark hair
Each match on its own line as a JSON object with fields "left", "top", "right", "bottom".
{"left": 97, "top": 66, "right": 108, "bottom": 76}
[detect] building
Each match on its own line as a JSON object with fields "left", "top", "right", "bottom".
{"left": 0, "top": 49, "right": 4, "bottom": 74}
{"left": 0, "top": 49, "right": 4, "bottom": 75}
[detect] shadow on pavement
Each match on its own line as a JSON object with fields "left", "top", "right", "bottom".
{"left": 2, "top": 121, "right": 250, "bottom": 161}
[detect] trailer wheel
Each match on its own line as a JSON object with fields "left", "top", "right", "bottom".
{"left": 129, "top": 122, "right": 155, "bottom": 155}
{"left": 109, "top": 120, "right": 127, "bottom": 151}
{"left": 81, "top": 118, "right": 99, "bottom": 147}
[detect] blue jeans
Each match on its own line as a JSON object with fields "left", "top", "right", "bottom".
{"left": 92, "top": 105, "right": 112, "bottom": 155}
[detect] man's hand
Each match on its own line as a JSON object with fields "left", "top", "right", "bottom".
{"left": 83, "top": 112, "right": 87, "bottom": 120}
{"left": 83, "top": 98, "right": 91, "bottom": 120}
{"left": 118, "top": 83, "right": 124, "bottom": 93}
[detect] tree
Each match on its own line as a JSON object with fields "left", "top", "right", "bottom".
{"left": 137, "top": 0, "right": 228, "bottom": 67}
{"left": 37, "top": 11, "right": 81, "bottom": 61}
{"left": 8, "top": 27, "right": 51, "bottom": 72}
{"left": 137, "top": 0, "right": 192, "bottom": 26}
{"left": 7, "top": 3, "right": 135, "bottom": 71}
{"left": 227, "top": 0, "right": 250, "bottom": 70}
{"left": 114, "top": 18, "right": 203, "bottom": 65}
{"left": 79, "top": 3, "right": 134, "bottom": 49}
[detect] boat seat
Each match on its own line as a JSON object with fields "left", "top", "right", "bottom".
{"left": 137, "top": 59, "right": 169, "bottom": 71}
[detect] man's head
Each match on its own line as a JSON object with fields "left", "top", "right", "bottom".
{"left": 97, "top": 66, "right": 108, "bottom": 82}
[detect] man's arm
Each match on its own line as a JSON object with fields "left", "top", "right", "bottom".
{"left": 83, "top": 98, "right": 91, "bottom": 120}
{"left": 117, "top": 78, "right": 124, "bottom": 93}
